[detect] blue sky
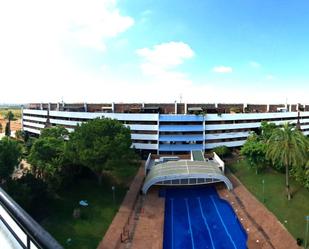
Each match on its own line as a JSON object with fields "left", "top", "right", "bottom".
{"left": 0, "top": 0, "right": 308, "bottom": 103}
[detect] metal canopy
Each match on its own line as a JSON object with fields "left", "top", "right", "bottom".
{"left": 142, "top": 160, "right": 233, "bottom": 194}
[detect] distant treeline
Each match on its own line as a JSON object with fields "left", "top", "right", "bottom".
{"left": 0, "top": 105, "right": 22, "bottom": 109}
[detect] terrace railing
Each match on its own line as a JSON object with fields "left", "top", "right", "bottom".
{"left": 0, "top": 187, "right": 63, "bottom": 249}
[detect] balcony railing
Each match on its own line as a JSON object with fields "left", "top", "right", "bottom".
{"left": 0, "top": 187, "right": 63, "bottom": 249}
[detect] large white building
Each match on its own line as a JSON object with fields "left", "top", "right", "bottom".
{"left": 22, "top": 102, "right": 309, "bottom": 154}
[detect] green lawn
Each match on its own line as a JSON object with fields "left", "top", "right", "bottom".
{"left": 228, "top": 160, "right": 309, "bottom": 240}
{"left": 40, "top": 177, "right": 130, "bottom": 249}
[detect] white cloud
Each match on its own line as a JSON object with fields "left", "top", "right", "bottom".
{"left": 69, "top": 3, "right": 134, "bottom": 51}
{"left": 249, "top": 61, "right": 261, "bottom": 68}
{"left": 0, "top": 0, "right": 134, "bottom": 55}
{"left": 137, "top": 42, "right": 194, "bottom": 69}
{"left": 213, "top": 66, "right": 233, "bottom": 73}
{"left": 0, "top": 0, "right": 134, "bottom": 103}
{"left": 136, "top": 41, "right": 194, "bottom": 85}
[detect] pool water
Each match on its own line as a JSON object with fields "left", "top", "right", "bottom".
{"left": 163, "top": 187, "right": 247, "bottom": 249}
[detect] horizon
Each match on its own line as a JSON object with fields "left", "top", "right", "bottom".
{"left": 0, "top": 0, "right": 308, "bottom": 104}
{"left": 2, "top": 100, "right": 309, "bottom": 105}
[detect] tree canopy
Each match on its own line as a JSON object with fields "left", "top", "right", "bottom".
{"left": 4, "top": 111, "right": 14, "bottom": 121}
{"left": 259, "top": 121, "right": 277, "bottom": 141}
{"left": 241, "top": 133, "right": 268, "bottom": 174}
{"left": 28, "top": 126, "right": 67, "bottom": 191}
{"left": 66, "top": 118, "right": 136, "bottom": 184}
{"left": 266, "top": 123, "right": 309, "bottom": 199}
{"left": 0, "top": 137, "right": 22, "bottom": 181}
{"left": 40, "top": 126, "right": 68, "bottom": 139}
{"left": 5, "top": 122, "right": 11, "bottom": 137}
{"left": 212, "top": 145, "right": 231, "bottom": 158}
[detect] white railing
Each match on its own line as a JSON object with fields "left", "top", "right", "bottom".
{"left": 213, "top": 152, "right": 225, "bottom": 172}
{"left": 145, "top": 153, "right": 152, "bottom": 174}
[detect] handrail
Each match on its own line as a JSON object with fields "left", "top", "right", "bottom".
{"left": 0, "top": 187, "right": 63, "bottom": 249}
{"left": 144, "top": 153, "right": 152, "bottom": 174}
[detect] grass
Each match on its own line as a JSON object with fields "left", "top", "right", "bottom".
{"left": 228, "top": 160, "right": 309, "bottom": 240}
{"left": 40, "top": 167, "right": 138, "bottom": 249}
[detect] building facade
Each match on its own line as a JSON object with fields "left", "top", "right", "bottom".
{"left": 22, "top": 102, "right": 309, "bottom": 154}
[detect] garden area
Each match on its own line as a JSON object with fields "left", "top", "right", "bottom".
{"left": 228, "top": 159, "right": 309, "bottom": 240}
{"left": 40, "top": 175, "right": 135, "bottom": 249}
{"left": 215, "top": 121, "right": 309, "bottom": 245}
{"left": 0, "top": 118, "right": 139, "bottom": 248}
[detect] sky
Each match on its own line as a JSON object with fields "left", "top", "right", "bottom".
{"left": 0, "top": 0, "right": 308, "bottom": 104}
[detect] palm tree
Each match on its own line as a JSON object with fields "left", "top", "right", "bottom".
{"left": 266, "top": 123, "right": 308, "bottom": 200}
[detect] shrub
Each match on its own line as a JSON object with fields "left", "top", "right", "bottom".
{"left": 212, "top": 146, "right": 231, "bottom": 157}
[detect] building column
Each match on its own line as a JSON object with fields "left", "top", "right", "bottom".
{"left": 267, "top": 104, "right": 270, "bottom": 112}
{"left": 243, "top": 103, "right": 247, "bottom": 112}
{"left": 157, "top": 114, "right": 160, "bottom": 155}
{"left": 112, "top": 102, "right": 115, "bottom": 113}
{"left": 184, "top": 103, "right": 187, "bottom": 114}
{"left": 40, "top": 103, "right": 43, "bottom": 110}
{"left": 203, "top": 115, "right": 206, "bottom": 153}
{"left": 21, "top": 106, "right": 24, "bottom": 130}
{"left": 84, "top": 103, "right": 87, "bottom": 112}
{"left": 174, "top": 102, "right": 177, "bottom": 114}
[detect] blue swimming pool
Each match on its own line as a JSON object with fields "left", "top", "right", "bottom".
{"left": 163, "top": 187, "right": 247, "bottom": 249}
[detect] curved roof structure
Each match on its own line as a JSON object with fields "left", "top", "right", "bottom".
{"left": 142, "top": 160, "right": 233, "bottom": 194}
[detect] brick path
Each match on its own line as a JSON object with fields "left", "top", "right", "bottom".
{"left": 97, "top": 166, "right": 145, "bottom": 249}
{"left": 128, "top": 187, "right": 164, "bottom": 249}
{"left": 217, "top": 174, "right": 300, "bottom": 249}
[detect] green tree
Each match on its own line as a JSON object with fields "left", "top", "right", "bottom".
{"left": 25, "top": 136, "right": 36, "bottom": 155}
{"left": 4, "top": 111, "right": 14, "bottom": 121}
{"left": 259, "top": 121, "right": 277, "bottom": 141}
{"left": 28, "top": 127, "right": 67, "bottom": 192}
{"left": 0, "top": 137, "right": 22, "bottom": 182}
{"left": 266, "top": 123, "right": 309, "bottom": 200}
{"left": 6, "top": 173, "right": 49, "bottom": 215}
{"left": 241, "top": 133, "right": 268, "bottom": 174}
{"left": 291, "top": 160, "right": 309, "bottom": 189}
{"left": 305, "top": 160, "right": 309, "bottom": 188}
{"left": 4, "top": 111, "right": 14, "bottom": 137}
{"left": 5, "top": 122, "right": 11, "bottom": 136}
{"left": 15, "top": 130, "right": 24, "bottom": 140}
{"left": 40, "top": 126, "right": 68, "bottom": 139}
{"left": 66, "top": 118, "right": 137, "bottom": 184}
{"left": 212, "top": 145, "right": 231, "bottom": 158}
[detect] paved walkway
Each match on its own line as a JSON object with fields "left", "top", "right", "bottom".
{"left": 128, "top": 187, "right": 164, "bottom": 249}
{"left": 97, "top": 166, "right": 145, "bottom": 249}
{"left": 218, "top": 174, "right": 300, "bottom": 249}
